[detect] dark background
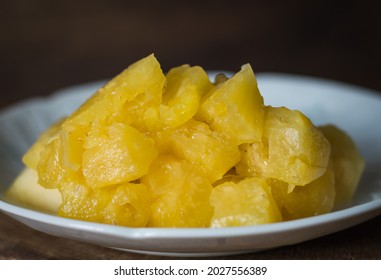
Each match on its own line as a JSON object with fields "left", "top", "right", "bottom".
{"left": 1, "top": 0, "right": 381, "bottom": 259}
{"left": 1, "top": 0, "right": 381, "bottom": 108}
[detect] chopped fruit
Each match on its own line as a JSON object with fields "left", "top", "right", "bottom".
{"left": 62, "top": 54, "right": 166, "bottom": 132}
{"left": 154, "top": 119, "right": 240, "bottom": 182}
{"left": 82, "top": 122, "right": 157, "bottom": 188}
{"left": 22, "top": 118, "right": 64, "bottom": 170}
{"left": 37, "top": 137, "right": 71, "bottom": 189}
{"left": 61, "top": 127, "right": 85, "bottom": 172}
{"left": 59, "top": 182, "right": 151, "bottom": 227}
{"left": 142, "top": 155, "right": 213, "bottom": 227}
{"left": 320, "top": 125, "right": 365, "bottom": 209}
{"left": 144, "top": 65, "right": 212, "bottom": 131}
{"left": 10, "top": 54, "right": 365, "bottom": 228}
{"left": 197, "top": 64, "right": 265, "bottom": 145}
{"left": 36, "top": 128, "right": 86, "bottom": 190}
{"left": 210, "top": 177, "right": 282, "bottom": 227}
{"left": 271, "top": 170, "right": 335, "bottom": 220}
{"left": 236, "top": 106, "right": 331, "bottom": 186}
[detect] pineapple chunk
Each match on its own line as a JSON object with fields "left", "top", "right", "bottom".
{"left": 236, "top": 106, "right": 331, "bottom": 186}
{"left": 154, "top": 119, "right": 240, "bottom": 182}
{"left": 36, "top": 136, "right": 78, "bottom": 189}
{"left": 144, "top": 65, "right": 212, "bottom": 131}
{"left": 63, "top": 54, "right": 166, "bottom": 132}
{"left": 22, "top": 118, "right": 64, "bottom": 170}
{"left": 11, "top": 54, "right": 365, "bottom": 228}
{"left": 142, "top": 155, "right": 213, "bottom": 227}
{"left": 60, "top": 127, "right": 85, "bottom": 172}
{"left": 82, "top": 122, "right": 157, "bottom": 188}
{"left": 210, "top": 177, "right": 282, "bottom": 227}
{"left": 271, "top": 170, "right": 335, "bottom": 220}
{"left": 320, "top": 125, "right": 365, "bottom": 209}
{"left": 59, "top": 182, "right": 151, "bottom": 227}
{"left": 197, "top": 64, "right": 265, "bottom": 145}
{"left": 36, "top": 126, "right": 86, "bottom": 190}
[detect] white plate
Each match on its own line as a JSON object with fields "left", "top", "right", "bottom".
{"left": 1, "top": 73, "right": 381, "bottom": 257}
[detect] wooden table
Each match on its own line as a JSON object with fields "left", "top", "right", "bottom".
{"left": 1, "top": 1, "right": 381, "bottom": 259}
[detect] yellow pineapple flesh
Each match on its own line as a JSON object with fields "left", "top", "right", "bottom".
{"left": 236, "top": 106, "right": 331, "bottom": 186}
{"left": 196, "top": 64, "right": 265, "bottom": 145}
{"left": 10, "top": 54, "right": 365, "bottom": 229}
{"left": 319, "top": 125, "right": 365, "bottom": 209}
{"left": 142, "top": 155, "right": 213, "bottom": 227}
{"left": 154, "top": 119, "right": 240, "bottom": 182}
{"left": 270, "top": 170, "right": 335, "bottom": 220}
{"left": 82, "top": 122, "right": 157, "bottom": 188}
{"left": 210, "top": 177, "right": 282, "bottom": 227}
{"left": 22, "top": 118, "right": 64, "bottom": 170}
{"left": 63, "top": 54, "right": 166, "bottom": 132}
{"left": 59, "top": 182, "right": 151, "bottom": 227}
{"left": 144, "top": 65, "right": 212, "bottom": 131}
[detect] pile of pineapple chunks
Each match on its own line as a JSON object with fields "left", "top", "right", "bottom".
{"left": 16, "top": 54, "right": 365, "bottom": 228}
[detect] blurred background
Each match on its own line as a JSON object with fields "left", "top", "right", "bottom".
{"left": 1, "top": 0, "right": 380, "bottom": 108}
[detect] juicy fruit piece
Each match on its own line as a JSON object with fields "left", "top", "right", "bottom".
{"left": 271, "top": 170, "right": 335, "bottom": 220}
{"left": 37, "top": 137, "right": 72, "bottom": 189}
{"left": 13, "top": 54, "right": 365, "bottom": 228}
{"left": 210, "top": 177, "right": 282, "bottom": 227}
{"left": 197, "top": 64, "right": 265, "bottom": 145}
{"left": 82, "top": 122, "right": 157, "bottom": 188}
{"left": 236, "top": 106, "right": 331, "bottom": 186}
{"left": 59, "top": 182, "right": 151, "bottom": 227}
{"left": 320, "top": 125, "right": 365, "bottom": 209}
{"left": 142, "top": 155, "right": 213, "bottom": 227}
{"left": 63, "top": 54, "right": 166, "bottom": 132}
{"left": 19, "top": 55, "right": 164, "bottom": 227}
{"left": 60, "top": 128, "right": 84, "bottom": 171}
{"left": 154, "top": 119, "right": 240, "bottom": 182}
{"left": 144, "top": 65, "right": 212, "bottom": 131}
{"left": 36, "top": 128, "right": 86, "bottom": 190}
{"left": 22, "top": 118, "right": 64, "bottom": 170}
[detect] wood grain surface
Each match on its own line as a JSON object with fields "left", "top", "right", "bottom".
{"left": 1, "top": 0, "right": 380, "bottom": 259}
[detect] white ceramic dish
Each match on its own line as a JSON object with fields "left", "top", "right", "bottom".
{"left": 1, "top": 73, "right": 381, "bottom": 257}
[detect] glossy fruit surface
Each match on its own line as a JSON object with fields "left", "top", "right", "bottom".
{"left": 142, "top": 155, "right": 213, "bottom": 227}
{"left": 210, "top": 177, "right": 281, "bottom": 227}
{"left": 320, "top": 125, "right": 365, "bottom": 209}
{"left": 14, "top": 54, "right": 365, "bottom": 228}
{"left": 236, "top": 106, "right": 331, "bottom": 186}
